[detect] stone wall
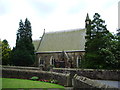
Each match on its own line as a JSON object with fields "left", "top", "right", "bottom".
{"left": 2, "top": 66, "right": 120, "bottom": 89}
{"left": 2, "top": 67, "right": 71, "bottom": 87}
{"left": 73, "top": 74, "right": 119, "bottom": 89}
{"left": 53, "top": 68, "right": 120, "bottom": 81}
{"left": 2, "top": 65, "right": 40, "bottom": 70}
{"left": 35, "top": 51, "right": 85, "bottom": 68}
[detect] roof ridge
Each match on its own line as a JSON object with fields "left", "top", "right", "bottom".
{"left": 45, "top": 28, "right": 85, "bottom": 34}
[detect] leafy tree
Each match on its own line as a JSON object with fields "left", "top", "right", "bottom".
{"left": 2, "top": 39, "right": 11, "bottom": 65}
{"left": 83, "top": 13, "right": 116, "bottom": 69}
{"left": 12, "top": 18, "right": 35, "bottom": 66}
{"left": 115, "top": 29, "right": 120, "bottom": 68}
{"left": 0, "top": 40, "right": 2, "bottom": 65}
{"left": 117, "top": 29, "right": 120, "bottom": 36}
{"left": 99, "top": 33, "right": 117, "bottom": 69}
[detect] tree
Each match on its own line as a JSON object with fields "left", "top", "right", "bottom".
{"left": 115, "top": 29, "right": 120, "bottom": 68}
{"left": 117, "top": 29, "right": 120, "bottom": 37}
{"left": 2, "top": 39, "right": 11, "bottom": 65}
{"left": 0, "top": 40, "right": 2, "bottom": 65}
{"left": 83, "top": 13, "right": 115, "bottom": 69}
{"left": 99, "top": 33, "right": 117, "bottom": 69}
{"left": 12, "top": 18, "right": 35, "bottom": 66}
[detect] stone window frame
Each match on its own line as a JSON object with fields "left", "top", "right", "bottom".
{"left": 50, "top": 56, "right": 55, "bottom": 66}
{"left": 76, "top": 55, "right": 82, "bottom": 68}
{"left": 38, "top": 57, "right": 45, "bottom": 66}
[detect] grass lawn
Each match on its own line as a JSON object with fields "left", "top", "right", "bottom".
{"left": 1, "top": 78, "right": 65, "bottom": 89}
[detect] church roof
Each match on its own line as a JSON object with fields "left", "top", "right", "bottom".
{"left": 33, "top": 28, "right": 86, "bottom": 53}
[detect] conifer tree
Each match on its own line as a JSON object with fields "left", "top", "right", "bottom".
{"left": 0, "top": 40, "right": 2, "bottom": 65}
{"left": 116, "top": 29, "right": 120, "bottom": 68}
{"left": 83, "top": 13, "right": 114, "bottom": 69}
{"left": 12, "top": 18, "right": 35, "bottom": 66}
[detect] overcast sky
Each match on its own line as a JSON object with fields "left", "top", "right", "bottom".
{"left": 0, "top": 0, "right": 119, "bottom": 48}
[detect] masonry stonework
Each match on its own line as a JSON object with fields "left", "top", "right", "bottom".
{"left": 2, "top": 66, "right": 119, "bottom": 89}
{"left": 35, "top": 51, "right": 85, "bottom": 68}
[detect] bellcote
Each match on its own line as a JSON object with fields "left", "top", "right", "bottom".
{"left": 85, "top": 13, "right": 91, "bottom": 28}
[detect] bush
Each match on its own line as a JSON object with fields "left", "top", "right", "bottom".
{"left": 30, "top": 76, "right": 39, "bottom": 81}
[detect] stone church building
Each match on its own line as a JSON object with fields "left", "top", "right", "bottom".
{"left": 33, "top": 14, "right": 90, "bottom": 68}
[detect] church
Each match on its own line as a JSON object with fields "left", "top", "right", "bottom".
{"left": 33, "top": 14, "right": 90, "bottom": 68}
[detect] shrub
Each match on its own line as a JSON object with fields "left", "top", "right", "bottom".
{"left": 30, "top": 76, "right": 39, "bottom": 81}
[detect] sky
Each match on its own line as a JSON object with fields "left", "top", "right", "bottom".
{"left": 0, "top": 0, "right": 119, "bottom": 48}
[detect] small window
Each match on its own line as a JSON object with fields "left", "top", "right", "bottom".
{"left": 40, "top": 59, "right": 44, "bottom": 65}
{"left": 76, "top": 56, "right": 81, "bottom": 68}
{"left": 39, "top": 57, "right": 44, "bottom": 66}
{"left": 50, "top": 56, "right": 54, "bottom": 66}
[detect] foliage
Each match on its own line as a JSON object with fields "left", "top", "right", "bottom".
{"left": 30, "top": 76, "right": 39, "bottom": 81}
{"left": 12, "top": 18, "right": 35, "bottom": 66}
{"left": 117, "top": 28, "right": 120, "bottom": 37}
{"left": 29, "top": 76, "right": 58, "bottom": 84}
{"left": 83, "top": 13, "right": 119, "bottom": 69}
{"left": 115, "top": 29, "right": 120, "bottom": 68}
{"left": 0, "top": 40, "right": 2, "bottom": 64}
{"left": 2, "top": 39, "right": 11, "bottom": 65}
{"left": 49, "top": 79, "right": 58, "bottom": 84}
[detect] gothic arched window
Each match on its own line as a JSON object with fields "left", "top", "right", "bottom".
{"left": 76, "top": 56, "right": 82, "bottom": 68}
{"left": 39, "top": 57, "right": 44, "bottom": 66}
{"left": 50, "top": 56, "right": 55, "bottom": 66}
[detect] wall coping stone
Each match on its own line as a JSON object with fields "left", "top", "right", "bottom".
{"left": 53, "top": 68, "right": 120, "bottom": 71}
{"left": 2, "top": 68, "right": 70, "bottom": 77}
{"left": 73, "top": 74, "right": 117, "bottom": 88}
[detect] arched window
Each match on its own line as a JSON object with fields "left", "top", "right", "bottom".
{"left": 38, "top": 57, "right": 44, "bottom": 66}
{"left": 50, "top": 56, "right": 54, "bottom": 66}
{"left": 76, "top": 56, "right": 82, "bottom": 68}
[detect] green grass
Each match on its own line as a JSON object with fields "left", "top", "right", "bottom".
{"left": 2, "top": 78, "right": 64, "bottom": 89}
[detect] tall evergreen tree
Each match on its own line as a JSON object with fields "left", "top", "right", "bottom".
{"left": 117, "top": 29, "right": 120, "bottom": 37}
{"left": 0, "top": 39, "right": 2, "bottom": 65}
{"left": 115, "top": 29, "right": 120, "bottom": 68}
{"left": 83, "top": 13, "right": 115, "bottom": 69}
{"left": 12, "top": 18, "right": 35, "bottom": 66}
{"left": 24, "top": 18, "right": 34, "bottom": 55}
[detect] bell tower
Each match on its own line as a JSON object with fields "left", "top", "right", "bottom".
{"left": 85, "top": 13, "right": 91, "bottom": 29}
{"left": 85, "top": 13, "right": 92, "bottom": 40}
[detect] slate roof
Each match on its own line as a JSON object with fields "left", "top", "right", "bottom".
{"left": 33, "top": 40, "right": 40, "bottom": 51}
{"left": 33, "top": 28, "right": 86, "bottom": 53}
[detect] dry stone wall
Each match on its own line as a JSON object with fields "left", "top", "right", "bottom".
{"left": 73, "top": 74, "right": 119, "bottom": 89}
{"left": 53, "top": 68, "right": 120, "bottom": 81}
{"left": 2, "top": 67, "right": 71, "bottom": 87}
{"left": 2, "top": 66, "right": 120, "bottom": 89}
